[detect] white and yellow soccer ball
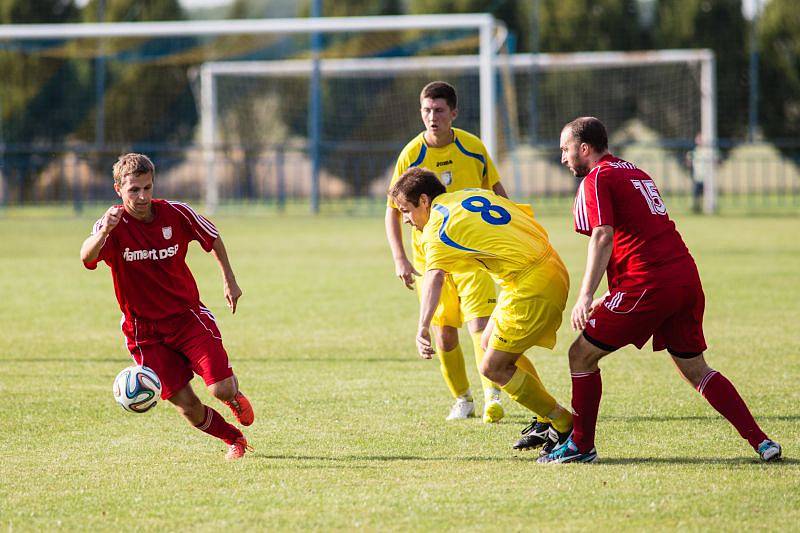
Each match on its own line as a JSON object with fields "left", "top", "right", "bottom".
{"left": 112, "top": 365, "right": 162, "bottom": 413}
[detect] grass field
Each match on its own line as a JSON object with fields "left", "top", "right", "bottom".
{"left": 1, "top": 208, "right": 798, "bottom": 531}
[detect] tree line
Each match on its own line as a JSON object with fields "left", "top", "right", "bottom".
{"left": 0, "top": 0, "right": 797, "bottom": 200}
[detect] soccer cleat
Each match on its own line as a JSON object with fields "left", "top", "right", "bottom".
{"left": 446, "top": 397, "right": 476, "bottom": 420}
{"left": 540, "top": 426, "right": 574, "bottom": 457}
{"left": 537, "top": 437, "right": 597, "bottom": 464}
{"left": 512, "top": 418, "right": 551, "bottom": 450}
{"left": 757, "top": 439, "right": 782, "bottom": 462}
{"left": 482, "top": 396, "right": 505, "bottom": 423}
{"left": 224, "top": 391, "right": 254, "bottom": 426}
{"left": 224, "top": 436, "right": 253, "bottom": 461}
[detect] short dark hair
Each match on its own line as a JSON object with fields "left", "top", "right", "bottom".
{"left": 389, "top": 167, "right": 446, "bottom": 206}
{"left": 563, "top": 117, "right": 608, "bottom": 152}
{"left": 420, "top": 81, "right": 457, "bottom": 110}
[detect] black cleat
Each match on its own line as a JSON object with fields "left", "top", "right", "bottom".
{"left": 540, "top": 426, "right": 573, "bottom": 456}
{"left": 513, "top": 418, "right": 551, "bottom": 450}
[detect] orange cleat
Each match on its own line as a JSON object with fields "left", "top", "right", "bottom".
{"left": 225, "top": 391, "right": 254, "bottom": 426}
{"left": 225, "top": 436, "right": 253, "bottom": 461}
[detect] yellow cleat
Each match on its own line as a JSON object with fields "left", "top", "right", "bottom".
{"left": 482, "top": 397, "right": 505, "bottom": 423}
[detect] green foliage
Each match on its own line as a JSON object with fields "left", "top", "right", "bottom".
{"left": 409, "top": 0, "right": 531, "bottom": 52}
{"left": 0, "top": 0, "right": 78, "bottom": 22}
{"left": 653, "top": 0, "right": 748, "bottom": 140}
{"left": 758, "top": 0, "right": 800, "bottom": 141}
{"left": 78, "top": 0, "right": 197, "bottom": 146}
{"left": 0, "top": 0, "right": 85, "bottom": 146}
{"left": 538, "top": 0, "right": 643, "bottom": 52}
{"left": 1, "top": 211, "right": 799, "bottom": 529}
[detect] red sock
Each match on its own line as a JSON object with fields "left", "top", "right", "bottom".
{"left": 194, "top": 406, "right": 243, "bottom": 445}
{"left": 698, "top": 371, "right": 767, "bottom": 450}
{"left": 571, "top": 370, "right": 602, "bottom": 452}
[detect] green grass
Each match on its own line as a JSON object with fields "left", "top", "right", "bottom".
{"left": 0, "top": 209, "right": 798, "bottom": 531}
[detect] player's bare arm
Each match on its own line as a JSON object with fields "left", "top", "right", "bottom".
{"left": 416, "top": 268, "right": 446, "bottom": 359}
{"left": 572, "top": 225, "right": 614, "bottom": 331}
{"left": 491, "top": 182, "right": 509, "bottom": 199}
{"left": 210, "top": 236, "right": 242, "bottom": 314}
{"left": 384, "top": 205, "right": 420, "bottom": 290}
{"left": 80, "top": 206, "right": 122, "bottom": 263}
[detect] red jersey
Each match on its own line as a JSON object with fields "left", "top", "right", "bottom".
{"left": 573, "top": 154, "right": 698, "bottom": 289}
{"left": 83, "top": 199, "right": 219, "bottom": 320}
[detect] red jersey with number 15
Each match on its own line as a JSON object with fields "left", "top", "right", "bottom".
{"left": 83, "top": 199, "right": 219, "bottom": 321}
{"left": 573, "top": 154, "right": 699, "bottom": 290}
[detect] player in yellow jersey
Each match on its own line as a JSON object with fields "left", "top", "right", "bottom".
{"left": 389, "top": 167, "right": 574, "bottom": 451}
{"left": 386, "top": 81, "right": 511, "bottom": 423}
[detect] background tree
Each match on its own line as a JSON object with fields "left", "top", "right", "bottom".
{"left": 0, "top": 0, "right": 87, "bottom": 201}
{"left": 538, "top": 0, "right": 643, "bottom": 53}
{"left": 653, "top": 0, "right": 748, "bottom": 141}
{"left": 79, "top": 0, "right": 198, "bottom": 148}
{"left": 758, "top": 0, "right": 800, "bottom": 142}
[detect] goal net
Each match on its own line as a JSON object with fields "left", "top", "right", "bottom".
{"left": 0, "top": 15, "right": 716, "bottom": 213}
{"left": 202, "top": 49, "right": 716, "bottom": 213}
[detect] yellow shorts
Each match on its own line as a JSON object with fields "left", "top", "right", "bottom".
{"left": 412, "top": 230, "right": 496, "bottom": 328}
{"left": 489, "top": 252, "right": 570, "bottom": 354}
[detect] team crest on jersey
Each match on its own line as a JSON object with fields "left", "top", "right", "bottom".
{"left": 162, "top": 226, "right": 173, "bottom": 240}
{"left": 440, "top": 170, "right": 453, "bottom": 185}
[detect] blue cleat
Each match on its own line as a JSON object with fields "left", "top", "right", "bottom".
{"left": 757, "top": 439, "right": 782, "bottom": 462}
{"left": 537, "top": 437, "right": 597, "bottom": 464}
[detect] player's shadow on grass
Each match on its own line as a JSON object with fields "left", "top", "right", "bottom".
{"left": 1, "top": 357, "right": 125, "bottom": 363}
{"left": 239, "top": 357, "right": 415, "bottom": 363}
{"left": 604, "top": 414, "right": 800, "bottom": 422}
{"left": 598, "top": 457, "right": 798, "bottom": 466}
{"left": 255, "top": 454, "right": 524, "bottom": 464}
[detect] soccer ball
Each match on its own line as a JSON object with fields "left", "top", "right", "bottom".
{"left": 112, "top": 365, "right": 162, "bottom": 413}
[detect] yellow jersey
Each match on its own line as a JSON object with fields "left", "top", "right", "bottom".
{"left": 422, "top": 189, "right": 554, "bottom": 288}
{"left": 387, "top": 127, "right": 500, "bottom": 209}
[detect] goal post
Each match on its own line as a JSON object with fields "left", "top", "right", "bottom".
{"left": 201, "top": 48, "right": 717, "bottom": 213}
{"left": 0, "top": 14, "right": 503, "bottom": 214}
{"left": 0, "top": 16, "right": 716, "bottom": 214}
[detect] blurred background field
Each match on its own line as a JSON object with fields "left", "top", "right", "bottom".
{"left": 0, "top": 0, "right": 798, "bottom": 214}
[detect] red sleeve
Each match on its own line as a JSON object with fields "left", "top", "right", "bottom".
{"left": 574, "top": 167, "right": 614, "bottom": 235}
{"left": 83, "top": 217, "right": 115, "bottom": 270}
{"left": 166, "top": 201, "right": 219, "bottom": 252}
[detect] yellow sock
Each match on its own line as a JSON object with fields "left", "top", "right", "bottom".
{"left": 501, "top": 366, "right": 559, "bottom": 419}
{"left": 547, "top": 405, "right": 574, "bottom": 433}
{"left": 437, "top": 345, "right": 470, "bottom": 398}
{"left": 515, "top": 355, "right": 552, "bottom": 424}
{"left": 470, "top": 331, "right": 499, "bottom": 397}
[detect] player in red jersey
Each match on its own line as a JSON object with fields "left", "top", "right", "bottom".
{"left": 539, "top": 117, "right": 781, "bottom": 463}
{"left": 81, "top": 153, "right": 254, "bottom": 461}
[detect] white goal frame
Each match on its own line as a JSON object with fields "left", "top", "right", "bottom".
{"left": 201, "top": 48, "right": 717, "bottom": 213}
{"left": 0, "top": 19, "right": 716, "bottom": 213}
{"left": 0, "top": 14, "right": 502, "bottom": 212}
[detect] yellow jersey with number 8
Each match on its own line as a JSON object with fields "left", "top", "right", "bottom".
{"left": 422, "top": 189, "right": 554, "bottom": 287}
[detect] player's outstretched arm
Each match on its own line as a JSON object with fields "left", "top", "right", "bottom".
{"left": 384, "top": 205, "right": 419, "bottom": 290}
{"left": 571, "top": 225, "right": 614, "bottom": 331}
{"left": 210, "top": 236, "right": 242, "bottom": 314}
{"left": 80, "top": 206, "right": 122, "bottom": 263}
{"left": 416, "top": 268, "right": 445, "bottom": 359}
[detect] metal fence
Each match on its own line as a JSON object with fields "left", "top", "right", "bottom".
{"left": 1, "top": 141, "right": 797, "bottom": 214}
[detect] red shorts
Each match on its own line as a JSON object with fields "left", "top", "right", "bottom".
{"left": 121, "top": 305, "right": 233, "bottom": 400}
{"left": 583, "top": 282, "right": 707, "bottom": 356}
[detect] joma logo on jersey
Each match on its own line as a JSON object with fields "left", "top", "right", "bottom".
{"left": 123, "top": 244, "right": 180, "bottom": 262}
{"left": 436, "top": 160, "right": 453, "bottom": 167}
